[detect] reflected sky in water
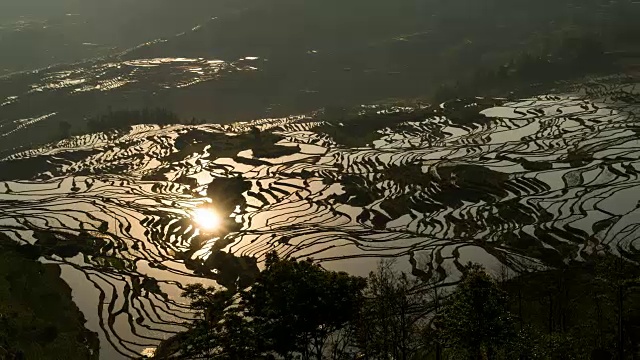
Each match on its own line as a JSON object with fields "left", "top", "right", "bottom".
{"left": 0, "top": 80, "right": 638, "bottom": 358}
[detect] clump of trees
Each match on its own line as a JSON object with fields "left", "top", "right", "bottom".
{"left": 156, "top": 253, "right": 640, "bottom": 360}
{"left": 437, "top": 264, "right": 517, "bottom": 360}
{"left": 156, "top": 252, "right": 367, "bottom": 360}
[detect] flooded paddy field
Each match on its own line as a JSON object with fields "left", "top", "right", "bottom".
{"left": 0, "top": 79, "right": 638, "bottom": 357}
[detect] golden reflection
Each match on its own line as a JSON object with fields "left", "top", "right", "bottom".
{"left": 192, "top": 207, "right": 222, "bottom": 231}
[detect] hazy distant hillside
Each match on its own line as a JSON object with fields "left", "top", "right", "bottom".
{"left": 2, "top": 0, "right": 637, "bottom": 76}
{"left": 126, "top": 0, "right": 638, "bottom": 108}
{"left": 0, "top": 0, "right": 637, "bottom": 154}
{"left": 129, "top": 0, "right": 638, "bottom": 60}
{"left": 0, "top": 0, "right": 257, "bottom": 75}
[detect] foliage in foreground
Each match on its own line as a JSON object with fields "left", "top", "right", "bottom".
{"left": 437, "top": 264, "right": 516, "bottom": 359}
{"left": 0, "top": 235, "right": 99, "bottom": 360}
{"left": 156, "top": 251, "right": 367, "bottom": 360}
{"left": 158, "top": 252, "right": 640, "bottom": 360}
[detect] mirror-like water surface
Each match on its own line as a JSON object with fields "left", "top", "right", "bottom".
{"left": 0, "top": 80, "right": 638, "bottom": 357}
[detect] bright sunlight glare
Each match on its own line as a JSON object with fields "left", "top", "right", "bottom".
{"left": 192, "top": 208, "right": 222, "bottom": 231}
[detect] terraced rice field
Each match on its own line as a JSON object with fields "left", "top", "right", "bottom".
{"left": 0, "top": 80, "right": 638, "bottom": 358}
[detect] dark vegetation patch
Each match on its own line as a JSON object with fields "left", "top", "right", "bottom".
{"left": 322, "top": 163, "right": 520, "bottom": 232}
{"left": 314, "top": 107, "right": 434, "bottom": 147}
{"left": 52, "top": 149, "right": 101, "bottom": 163}
{"left": 163, "top": 129, "right": 223, "bottom": 163}
{"left": 515, "top": 158, "right": 554, "bottom": 172}
{"left": 252, "top": 143, "right": 299, "bottom": 159}
{"left": 0, "top": 234, "right": 99, "bottom": 360}
{"left": 205, "top": 177, "right": 252, "bottom": 215}
{"left": 432, "top": 165, "right": 510, "bottom": 205}
{"left": 0, "top": 157, "right": 54, "bottom": 181}
{"left": 0, "top": 149, "right": 101, "bottom": 181}
{"left": 16, "top": 230, "right": 119, "bottom": 265}
{"left": 158, "top": 251, "right": 640, "bottom": 360}
{"left": 314, "top": 96, "right": 508, "bottom": 148}
{"left": 181, "top": 250, "right": 260, "bottom": 292}
{"left": 331, "top": 163, "right": 511, "bottom": 211}
{"left": 501, "top": 256, "right": 640, "bottom": 359}
{"left": 432, "top": 32, "right": 629, "bottom": 102}
{"left": 436, "top": 97, "right": 506, "bottom": 128}
{"left": 163, "top": 127, "right": 297, "bottom": 166}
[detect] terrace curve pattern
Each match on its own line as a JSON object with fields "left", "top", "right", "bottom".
{"left": 0, "top": 81, "right": 638, "bottom": 357}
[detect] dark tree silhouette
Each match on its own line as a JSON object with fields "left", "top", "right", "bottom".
{"left": 438, "top": 263, "right": 516, "bottom": 360}
{"left": 157, "top": 251, "right": 366, "bottom": 360}
{"left": 244, "top": 252, "right": 367, "bottom": 360}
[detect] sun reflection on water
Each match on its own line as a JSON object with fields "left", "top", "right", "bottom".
{"left": 192, "top": 207, "right": 222, "bottom": 231}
